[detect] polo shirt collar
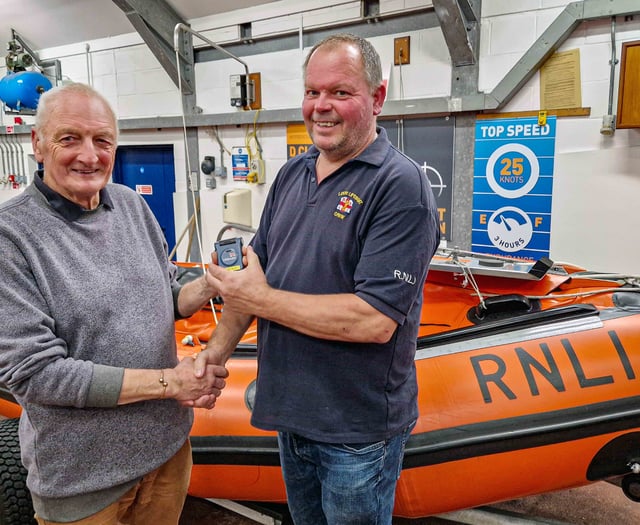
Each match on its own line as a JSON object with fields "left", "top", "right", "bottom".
{"left": 355, "top": 125, "right": 389, "bottom": 166}
{"left": 34, "top": 169, "right": 114, "bottom": 221}
{"left": 305, "top": 126, "right": 389, "bottom": 169}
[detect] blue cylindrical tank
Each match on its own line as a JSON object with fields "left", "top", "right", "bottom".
{"left": 0, "top": 71, "right": 52, "bottom": 111}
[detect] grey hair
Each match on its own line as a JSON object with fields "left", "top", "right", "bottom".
{"left": 34, "top": 82, "right": 118, "bottom": 140}
{"left": 302, "top": 33, "right": 383, "bottom": 93}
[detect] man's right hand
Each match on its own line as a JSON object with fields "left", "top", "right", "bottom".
{"left": 171, "top": 356, "right": 228, "bottom": 409}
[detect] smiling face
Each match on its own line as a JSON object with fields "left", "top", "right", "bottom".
{"left": 32, "top": 91, "right": 117, "bottom": 210}
{"left": 302, "top": 42, "right": 385, "bottom": 164}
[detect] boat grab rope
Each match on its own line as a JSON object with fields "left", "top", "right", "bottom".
{"left": 571, "top": 273, "right": 640, "bottom": 285}
{"left": 441, "top": 249, "right": 640, "bottom": 305}
{"left": 450, "top": 253, "right": 486, "bottom": 309}
{"left": 520, "top": 286, "right": 640, "bottom": 301}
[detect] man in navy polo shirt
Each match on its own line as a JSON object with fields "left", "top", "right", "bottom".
{"left": 197, "top": 33, "right": 440, "bottom": 524}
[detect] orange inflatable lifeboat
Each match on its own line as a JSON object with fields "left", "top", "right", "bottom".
{"left": 0, "top": 249, "right": 639, "bottom": 520}
{"left": 176, "top": 249, "right": 640, "bottom": 518}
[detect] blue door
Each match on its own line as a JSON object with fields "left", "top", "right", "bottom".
{"left": 112, "top": 145, "right": 176, "bottom": 256}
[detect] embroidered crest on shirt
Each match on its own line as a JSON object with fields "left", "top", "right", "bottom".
{"left": 337, "top": 196, "right": 353, "bottom": 213}
{"left": 334, "top": 191, "right": 363, "bottom": 220}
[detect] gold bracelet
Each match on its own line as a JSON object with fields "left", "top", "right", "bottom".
{"left": 159, "top": 369, "right": 168, "bottom": 399}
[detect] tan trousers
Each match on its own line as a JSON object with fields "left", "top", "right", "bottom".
{"left": 35, "top": 440, "right": 192, "bottom": 525}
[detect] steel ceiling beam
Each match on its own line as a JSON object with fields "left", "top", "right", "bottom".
{"left": 111, "top": 0, "right": 194, "bottom": 95}
{"left": 111, "top": 0, "right": 202, "bottom": 261}
{"left": 193, "top": 8, "right": 438, "bottom": 63}
{"left": 486, "top": 0, "right": 640, "bottom": 110}
{"left": 137, "top": 0, "right": 640, "bottom": 123}
{"left": 432, "top": 0, "right": 479, "bottom": 66}
{"left": 5, "top": 0, "right": 640, "bottom": 135}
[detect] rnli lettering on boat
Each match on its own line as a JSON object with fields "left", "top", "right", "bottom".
{"left": 470, "top": 329, "right": 637, "bottom": 404}
{"left": 394, "top": 270, "right": 417, "bottom": 285}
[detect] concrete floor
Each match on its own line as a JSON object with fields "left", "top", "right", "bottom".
{"left": 179, "top": 481, "right": 640, "bottom": 524}
{"left": 490, "top": 481, "right": 640, "bottom": 524}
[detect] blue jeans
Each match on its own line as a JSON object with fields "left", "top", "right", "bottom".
{"left": 278, "top": 422, "right": 415, "bottom": 525}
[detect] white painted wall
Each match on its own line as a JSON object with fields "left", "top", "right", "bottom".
{"left": 2, "top": 0, "right": 639, "bottom": 273}
{"left": 478, "top": 2, "right": 640, "bottom": 273}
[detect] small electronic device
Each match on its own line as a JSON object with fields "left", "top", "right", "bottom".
{"left": 215, "top": 237, "right": 244, "bottom": 271}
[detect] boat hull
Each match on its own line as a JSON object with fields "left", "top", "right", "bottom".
{"left": 2, "top": 252, "right": 640, "bottom": 517}
{"left": 181, "top": 298, "right": 640, "bottom": 517}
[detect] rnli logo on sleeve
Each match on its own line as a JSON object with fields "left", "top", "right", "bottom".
{"left": 334, "top": 191, "right": 363, "bottom": 220}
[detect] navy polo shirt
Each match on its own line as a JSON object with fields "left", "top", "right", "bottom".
{"left": 250, "top": 127, "right": 440, "bottom": 442}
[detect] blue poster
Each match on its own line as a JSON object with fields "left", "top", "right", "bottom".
{"left": 472, "top": 116, "right": 556, "bottom": 260}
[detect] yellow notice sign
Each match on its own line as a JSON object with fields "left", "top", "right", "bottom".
{"left": 540, "top": 48, "right": 582, "bottom": 110}
{"left": 286, "top": 123, "right": 312, "bottom": 159}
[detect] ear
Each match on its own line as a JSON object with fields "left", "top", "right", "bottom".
{"left": 372, "top": 83, "right": 386, "bottom": 116}
{"left": 31, "top": 128, "right": 44, "bottom": 163}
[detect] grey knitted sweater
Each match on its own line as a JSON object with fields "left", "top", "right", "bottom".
{"left": 0, "top": 180, "right": 192, "bottom": 518}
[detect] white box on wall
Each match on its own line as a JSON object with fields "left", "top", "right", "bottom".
{"left": 223, "top": 188, "right": 252, "bottom": 227}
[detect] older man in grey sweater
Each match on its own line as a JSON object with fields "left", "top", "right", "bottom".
{"left": 0, "top": 83, "right": 227, "bottom": 524}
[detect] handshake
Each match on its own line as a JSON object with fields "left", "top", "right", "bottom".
{"left": 158, "top": 351, "right": 229, "bottom": 410}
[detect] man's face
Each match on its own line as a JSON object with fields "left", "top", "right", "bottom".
{"left": 302, "top": 43, "right": 385, "bottom": 162}
{"left": 32, "top": 93, "right": 117, "bottom": 209}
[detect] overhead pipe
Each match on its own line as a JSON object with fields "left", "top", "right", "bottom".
{"left": 173, "top": 23, "right": 252, "bottom": 108}
{"left": 10, "top": 134, "right": 26, "bottom": 183}
{"left": 299, "top": 14, "right": 304, "bottom": 55}
{"left": 0, "top": 136, "right": 8, "bottom": 179}
{"left": 2, "top": 136, "right": 10, "bottom": 170}
{"left": 607, "top": 16, "right": 618, "bottom": 116}
{"left": 4, "top": 135, "right": 17, "bottom": 180}
{"left": 0, "top": 135, "right": 28, "bottom": 186}
{"left": 600, "top": 16, "right": 618, "bottom": 135}
{"left": 85, "top": 43, "right": 94, "bottom": 87}
{"left": 0, "top": 136, "right": 17, "bottom": 186}
{"left": 11, "top": 29, "right": 62, "bottom": 85}
{"left": 6, "top": 136, "right": 19, "bottom": 185}
{"left": 5, "top": 135, "right": 17, "bottom": 182}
